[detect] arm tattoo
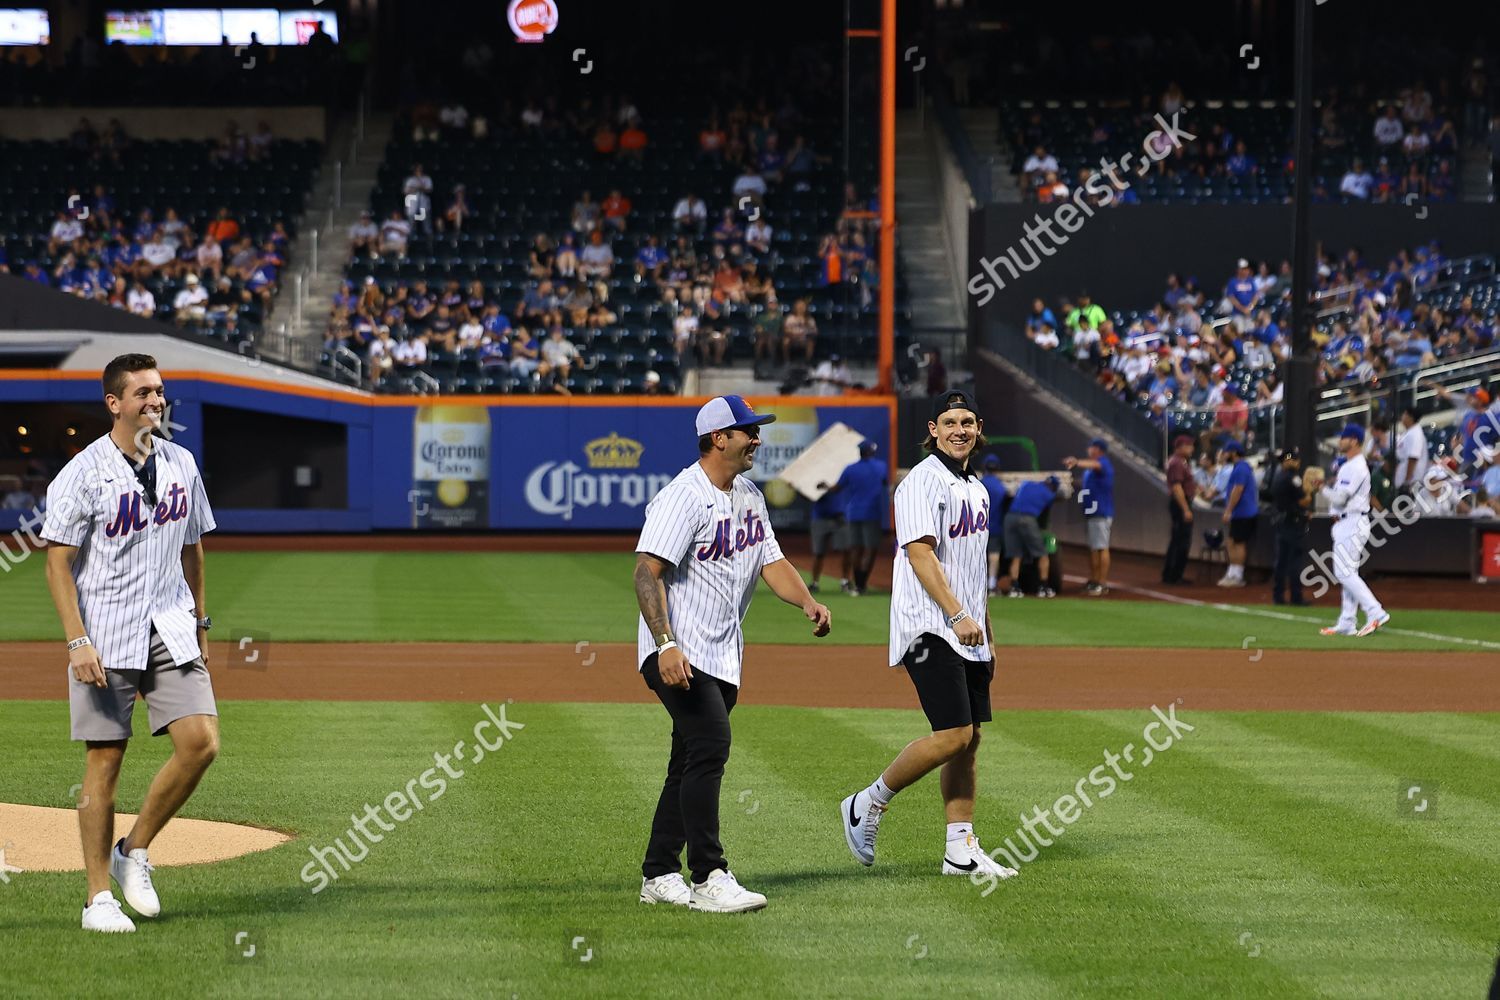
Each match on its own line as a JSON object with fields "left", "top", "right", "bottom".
{"left": 634, "top": 556, "right": 673, "bottom": 638}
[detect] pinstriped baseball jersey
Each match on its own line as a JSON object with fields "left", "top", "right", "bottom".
{"left": 41, "top": 434, "right": 216, "bottom": 672}
{"left": 890, "top": 453, "right": 991, "bottom": 666}
{"left": 635, "top": 463, "right": 785, "bottom": 687}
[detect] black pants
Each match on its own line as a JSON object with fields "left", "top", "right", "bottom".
{"left": 1162, "top": 501, "right": 1192, "bottom": 583}
{"left": 640, "top": 654, "right": 738, "bottom": 884}
{"left": 1272, "top": 523, "right": 1306, "bottom": 603}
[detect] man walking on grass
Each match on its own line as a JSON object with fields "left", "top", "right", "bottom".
{"left": 43, "top": 354, "right": 220, "bottom": 933}
{"left": 837, "top": 390, "right": 1018, "bottom": 885}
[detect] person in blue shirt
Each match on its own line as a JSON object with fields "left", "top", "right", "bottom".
{"left": 1064, "top": 438, "right": 1115, "bottom": 595}
{"left": 1218, "top": 439, "right": 1259, "bottom": 587}
{"left": 1224, "top": 259, "right": 1261, "bottom": 333}
{"left": 979, "top": 454, "right": 1009, "bottom": 593}
{"left": 807, "top": 479, "right": 850, "bottom": 595}
{"left": 1003, "top": 476, "right": 1060, "bottom": 598}
{"left": 819, "top": 441, "right": 888, "bottom": 595}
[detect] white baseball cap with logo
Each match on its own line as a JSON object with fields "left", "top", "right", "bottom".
{"left": 694, "top": 394, "right": 778, "bottom": 436}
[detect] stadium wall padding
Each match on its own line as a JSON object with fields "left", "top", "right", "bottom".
{"left": 0, "top": 373, "right": 894, "bottom": 534}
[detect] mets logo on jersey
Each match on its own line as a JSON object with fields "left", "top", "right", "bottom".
{"left": 696, "top": 508, "right": 767, "bottom": 561}
{"left": 947, "top": 498, "right": 989, "bottom": 539}
{"left": 105, "top": 483, "right": 189, "bottom": 539}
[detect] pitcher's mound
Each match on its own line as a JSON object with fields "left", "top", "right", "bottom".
{"left": 0, "top": 804, "right": 290, "bottom": 872}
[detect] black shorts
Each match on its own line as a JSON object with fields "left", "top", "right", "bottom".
{"left": 1229, "top": 516, "right": 1258, "bottom": 543}
{"left": 986, "top": 530, "right": 1003, "bottom": 555}
{"left": 902, "top": 633, "right": 993, "bottom": 731}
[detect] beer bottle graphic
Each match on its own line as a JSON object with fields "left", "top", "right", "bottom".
{"left": 412, "top": 406, "right": 490, "bottom": 528}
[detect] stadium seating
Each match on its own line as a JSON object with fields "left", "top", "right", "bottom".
{"left": 332, "top": 112, "right": 913, "bottom": 395}
{"left": 1, "top": 135, "right": 321, "bottom": 346}
{"left": 1000, "top": 102, "right": 1463, "bottom": 205}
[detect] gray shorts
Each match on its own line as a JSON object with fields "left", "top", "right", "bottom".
{"left": 810, "top": 516, "right": 848, "bottom": 555}
{"left": 69, "top": 629, "right": 218, "bottom": 742}
{"left": 1086, "top": 516, "right": 1113, "bottom": 550}
{"left": 847, "top": 519, "right": 882, "bottom": 549}
{"left": 1004, "top": 513, "right": 1046, "bottom": 559}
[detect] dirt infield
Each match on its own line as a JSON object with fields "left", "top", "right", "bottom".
{"left": 203, "top": 533, "right": 1498, "bottom": 612}
{"left": 0, "top": 804, "right": 288, "bottom": 872}
{"left": 4, "top": 641, "right": 1496, "bottom": 712}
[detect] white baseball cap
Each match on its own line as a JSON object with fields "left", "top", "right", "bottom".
{"left": 694, "top": 395, "right": 777, "bottom": 436}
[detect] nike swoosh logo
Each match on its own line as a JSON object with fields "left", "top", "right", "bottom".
{"left": 848, "top": 797, "right": 860, "bottom": 827}
{"left": 945, "top": 856, "right": 978, "bottom": 871}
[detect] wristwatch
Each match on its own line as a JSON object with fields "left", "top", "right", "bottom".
{"left": 197, "top": 616, "right": 213, "bottom": 631}
{"left": 654, "top": 632, "right": 673, "bottom": 651}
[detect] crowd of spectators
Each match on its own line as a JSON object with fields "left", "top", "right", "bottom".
{"left": 1022, "top": 244, "right": 1498, "bottom": 449}
{"left": 1, "top": 121, "right": 293, "bottom": 342}
{"left": 1015, "top": 82, "right": 1469, "bottom": 205}
{"left": 331, "top": 97, "right": 884, "bottom": 394}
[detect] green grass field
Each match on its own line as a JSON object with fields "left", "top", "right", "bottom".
{"left": 3, "top": 701, "right": 1498, "bottom": 997}
{"left": 4, "top": 549, "right": 1498, "bottom": 996}
{"left": 3, "top": 551, "right": 1498, "bottom": 650}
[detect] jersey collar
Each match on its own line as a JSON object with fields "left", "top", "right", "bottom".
{"left": 932, "top": 449, "right": 977, "bottom": 480}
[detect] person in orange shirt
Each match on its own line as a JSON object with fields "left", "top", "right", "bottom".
{"left": 203, "top": 207, "right": 239, "bottom": 247}
{"left": 818, "top": 235, "right": 843, "bottom": 286}
{"left": 619, "top": 121, "right": 648, "bottom": 161}
{"left": 593, "top": 122, "right": 618, "bottom": 157}
{"left": 602, "top": 189, "right": 632, "bottom": 233}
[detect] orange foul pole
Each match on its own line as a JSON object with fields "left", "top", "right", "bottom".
{"left": 877, "top": 0, "right": 896, "bottom": 393}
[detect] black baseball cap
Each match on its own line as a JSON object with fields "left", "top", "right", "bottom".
{"left": 1276, "top": 447, "right": 1301, "bottom": 463}
{"left": 930, "top": 389, "right": 981, "bottom": 422}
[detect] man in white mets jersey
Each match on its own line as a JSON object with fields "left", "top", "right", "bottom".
{"left": 1317, "top": 422, "right": 1391, "bottom": 638}
{"left": 42, "top": 354, "right": 219, "bottom": 934}
{"left": 839, "top": 390, "right": 1018, "bottom": 883}
{"left": 634, "top": 394, "right": 832, "bottom": 913}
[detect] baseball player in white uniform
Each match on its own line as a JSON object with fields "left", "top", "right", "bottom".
{"left": 634, "top": 395, "right": 831, "bottom": 913}
{"left": 1318, "top": 422, "right": 1391, "bottom": 637}
{"left": 42, "top": 354, "right": 219, "bottom": 934}
{"left": 839, "top": 390, "right": 1018, "bottom": 883}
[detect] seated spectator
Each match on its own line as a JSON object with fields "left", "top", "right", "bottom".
{"left": 572, "top": 190, "right": 601, "bottom": 234}
{"left": 204, "top": 206, "right": 240, "bottom": 246}
{"left": 672, "top": 192, "right": 708, "bottom": 233}
{"left": 244, "top": 243, "right": 282, "bottom": 310}
{"left": 712, "top": 208, "right": 743, "bottom": 244}
{"left": 601, "top": 189, "right": 632, "bottom": 232}
{"left": 427, "top": 304, "right": 457, "bottom": 351}
{"left": 1339, "top": 159, "right": 1373, "bottom": 200}
{"left": 1371, "top": 157, "right": 1399, "bottom": 202}
{"left": 140, "top": 229, "right": 176, "bottom": 273}
{"left": 1023, "top": 145, "right": 1059, "bottom": 187}
{"left": 672, "top": 307, "right": 699, "bottom": 355}
{"left": 126, "top": 279, "right": 156, "bottom": 319}
{"left": 173, "top": 274, "right": 209, "bottom": 325}
{"left": 402, "top": 163, "right": 434, "bottom": 232}
{"left": 699, "top": 115, "right": 727, "bottom": 162}
{"left": 393, "top": 332, "right": 429, "bottom": 370}
{"left": 1373, "top": 106, "right": 1404, "bottom": 149}
{"left": 528, "top": 233, "right": 556, "bottom": 279}
{"left": 379, "top": 210, "right": 412, "bottom": 257}
{"left": 810, "top": 353, "right": 851, "bottom": 396}
{"left": 818, "top": 234, "right": 843, "bottom": 286}
{"left": 350, "top": 210, "right": 379, "bottom": 257}
{"left": 196, "top": 231, "right": 223, "bottom": 277}
{"left": 713, "top": 259, "right": 747, "bottom": 303}
{"left": 510, "top": 328, "right": 542, "bottom": 379}
{"left": 405, "top": 279, "right": 436, "bottom": 327}
{"left": 592, "top": 120, "right": 618, "bottom": 156}
{"left": 753, "top": 297, "right": 783, "bottom": 365}
{"left": 782, "top": 297, "right": 817, "bottom": 363}
{"left": 1398, "top": 163, "right": 1427, "bottom": 202}
{"left": 47, "top": 211, "right": 84, "bottom": 254}
{"left": 732, "top": 167, "right": 767, "bottom": 201}
{"left": 756, "top": 133, "right": 785, "bottom": 183}
{"left": 477, "top": 330, "right": 511, "bottom": 370}
{"left": 578, "top": 231, "right": 615, "bottom": 279}
{"left": 1224, "top": 141, "right": 1257, "bottom": 179}
{"left": 618, "top": 120, "right": 648, "bottom": 160}
{"left": 1429, "top": 160, "right": 1457, "bottom": 201}
{"left": 1034, "top": 171, "right": 1069, "bottom": 203}
{"left": 635, "top": 235, "right": 668, "bottom": 280}
{"left": 206, "top": 275, "right": 244, "bottom": 322}
{"left": 745, "top": 217, "right": 773, "bottom": 255}
{"left": 440, "top": 185, "right": 471, "bottom": 236}
{"left": 1402, "top": 125, "right": 1431, "bottom": 160}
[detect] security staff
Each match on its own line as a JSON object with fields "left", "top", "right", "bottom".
{"left": 1269, "top": 447, "right": 1310, "bottom": 606}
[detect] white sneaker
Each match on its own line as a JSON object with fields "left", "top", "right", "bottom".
{"left": 840, "top": 789, "right": 886, "bottom": 866}
{"left": 1356, "top": 613, "right": 1391, "bottom": 637}
{"left": 1006, "top": 588, "right": 1024, "bottom": 599}
{"left": 639, "top": 873, "right": 691, "bottom": 906}
{"left": 1038, "top": 587, "right": 1057, "bottom": 599}
{"left": 110, "top": 839, "right": 160, "bottom": 917}
{"left": 941, "top": 834, "right": 1019, "bottom": 880}
{"left": 81, "top": 890, "right": 136, "bottom": 933}
{"left": 1319, "top": 625, "right": 1357, "bottom": 636}
{"left": 1216, "top": 576, "right": 1246, "bottom": 588}
{"left": 688, "top": 868, "right": 767, "bottom": 913}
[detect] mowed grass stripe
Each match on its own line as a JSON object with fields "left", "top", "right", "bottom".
{"left": 1065, "top": 711, "right": 1500, "bottom": 950}
{"left": 1002, "top": 710, "right": 1494, "bottom": 997}
{"left": 576, "top": 701, "right": 1072, "bottom": 999}
{"left": 1327, "top": 711, "right": 1500, "bottom": 767}
{"left": 5, "top": 551, "right": 1500, "bottom": 651}
{"left": 799, "top": 707, "right": 1322, "bottom": 997}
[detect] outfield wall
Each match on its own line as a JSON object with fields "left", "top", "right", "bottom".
{"left": 0, "top": 371, "right": 896, "bottom": 534}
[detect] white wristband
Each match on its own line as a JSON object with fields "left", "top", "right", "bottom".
{"left": 656, "top": 640, "right": 678, "bottom": 655}
{"left": 947, "top": 610, "right": 970, "bottom": 627}
{"left": 68, "top": 635, "right": 92, "bottom": 652}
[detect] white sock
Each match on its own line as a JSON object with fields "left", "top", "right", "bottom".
{"left": 946, "top": 822, "right": 973, "bottom": 846}
{"left": 988, "top": 575, "right": 998, "bottom": 590}
{"left": 1229, "top": 564, "right": 1244, "bottom": 580}
{"left": 867, "top": 776, "right": 894, "bottom": 807}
